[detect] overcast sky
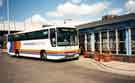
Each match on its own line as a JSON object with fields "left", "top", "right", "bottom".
{"left": 0, "top": 0, "right": 135, "bottom": 24}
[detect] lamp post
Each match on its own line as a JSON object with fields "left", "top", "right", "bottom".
{"left": 24, "top": 17, "right": 26, "bottom": 31}
{"left": 12, "top": 16, "right": 16, "bottom": 31}
{"left": 7, "top": 0, "right": 10, "bottom": 35}
{"left": 6, "top": 0, "right": 10, "bottom": 53}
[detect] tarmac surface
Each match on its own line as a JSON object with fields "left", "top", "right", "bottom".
{"left": 73, "top": 56, "right": 135, "bottom": 77}
{"left": 0, "top": 53, "right": 135, "bottom": 83}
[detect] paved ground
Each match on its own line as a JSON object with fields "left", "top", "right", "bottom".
{"left": 0, "top": 53, "right": 135, "bottom": 83}
{"left": 73, "top": 57, "right": 135, "bottom": 76}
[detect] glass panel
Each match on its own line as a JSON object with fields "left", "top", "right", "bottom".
{"left": 87, "top": 33, "right": 91, "bottom": 51}
{"left": 102, "top": 32, "right": 108, "bottom": 53}
{"left": 118, "top": 30, "right": 125, "bottom": 41}
{"left": 8, "top": 35, "right": 14, "bottom": 41}
{"left": 27, "top": 29, "right": 48, "bottom": 40}
{"left": 8, "top": 30, "right": 48, "bottom": 41}
{"left": 109, "top": 31, "right": 116, "bottom": 54}
{"left": 95, "top": 33, "right": 100, "bottom": 52}
{"left": 118, "top": 30, "right": 126, "bottom": 54}
{"left": 132, "top": 41, "right": 135, "bottom": 54}
{"left": 131, "top": 29, "right": 135, "bottom": 41}
{"left": 119, "top": 42, "right": 126, "bottom": 54}
{"left": 57, "top": 28, "right": 78, "bottom": 46}
{"left": 14, "top": 33, "right": 27, "bottom": 41}
{"left": 79, "top": 33, "right": 85, "bottom": 54}
{"left": 131, "top": 28, "right": 135, "bottom": 54}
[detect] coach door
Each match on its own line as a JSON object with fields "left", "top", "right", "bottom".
{"left": 50, "top": 29, "right": 56, "bottom": 47}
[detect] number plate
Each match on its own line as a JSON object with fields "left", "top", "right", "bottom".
{"left": 66, "top": 54, "right": 74, "bottom": 58}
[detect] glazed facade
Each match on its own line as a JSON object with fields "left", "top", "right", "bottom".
{"left": 78, "top": 13, "right": 135, "bottom": 56}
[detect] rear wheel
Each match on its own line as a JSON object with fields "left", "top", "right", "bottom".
{"left": 40, "top": 50, "right": 47, "bottom": 60}
{"left": 15, "top": 49, "right": 19, "bottom": 57}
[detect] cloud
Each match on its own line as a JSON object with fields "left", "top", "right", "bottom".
{"left": 108, "top": 8, "right": 123, "bottom": 15}
{"left": 25, "top": 14, "right": 47, "bottom": 23}
{"left": 48, "top": 19, "right": 92, "bottom": 26}
{"left": 0, "top": 0, "right": 3, "bottom": 7}
{"left": 46, "top": 2, "right": 109, "bottom": 17}
{"left": 24, "top": 14, "right": 91, "bottom": 26}
{"left": 125, "top": 0, "right": 135, "bottom": 13}
{"left": 31, "top": 14, "right": 47, "bottom": 23}
{"left": 24, "top": 14, "right": 52, "bottom": 28}
{"left": 70, "top": 0, "right": 82, "bottom": 4}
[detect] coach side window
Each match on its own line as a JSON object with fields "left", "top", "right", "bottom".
{"left": 50, "top": 29, "right": 56, "bottom": 47}
{"left": 27, "top": 29, "right": 48, "bottom": 40}
{"left": 8, "top": 35, "right": 14, "bottom": 41}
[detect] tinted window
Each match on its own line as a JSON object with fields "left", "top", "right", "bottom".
{"left": 26, "top": 29, "right": 48, "bottom": 40}
{"left": 14, "top": 33, "right": 27, "bottom": 41}
{"left": 8, "top": 35, "right": 14, "bottom": 41}
{"left": 8, "top": 29, "right": 48, "bottom": 41}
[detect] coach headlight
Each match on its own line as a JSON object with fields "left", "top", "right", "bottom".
{"left": 74, "top": 53, "right": 79, "bottom": 57}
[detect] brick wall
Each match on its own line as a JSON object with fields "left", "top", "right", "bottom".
{"left": 112, "top": 55, "right": 135, "bottom": 63}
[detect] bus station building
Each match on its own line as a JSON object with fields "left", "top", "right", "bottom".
{"left": 77, "top": 13, "right": 135, "bottom": 62}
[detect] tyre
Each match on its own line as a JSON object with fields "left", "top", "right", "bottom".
{"left": 40, "top": 50, "right": 47, "bottom": 60}
{"left": 15, "top": 49, "right": 19, "bottom": 57}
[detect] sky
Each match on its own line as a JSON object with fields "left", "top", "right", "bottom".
{"left": 0, "top": 0, "right": 135, "bottom": 25}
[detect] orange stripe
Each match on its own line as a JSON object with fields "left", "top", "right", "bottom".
{"left": 20, "top": 49, "right": 40, "bottom": 52}
{"left": 13, "top": 41, "right": 21, "bottom": 52}
{"left": 19, "top": 49, "right": 79, "bottom": 54}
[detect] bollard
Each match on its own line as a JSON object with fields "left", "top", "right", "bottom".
{"left": 83, "top": 51, "right": 88, "bottom": 58}
{"left": 94, "top": 52, "right": 100, "bottom": 61}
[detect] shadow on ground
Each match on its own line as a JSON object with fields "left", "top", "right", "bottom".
{"left": 10, "top": 56, "right": 78, "bottom": 63}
